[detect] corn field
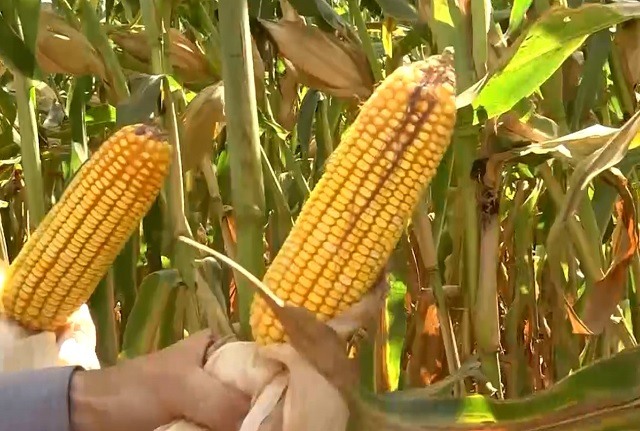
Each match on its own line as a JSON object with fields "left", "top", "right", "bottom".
{"left": 2, "top": 0, "right": 640, "bottom": 428}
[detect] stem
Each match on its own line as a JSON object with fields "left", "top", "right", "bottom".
{"left": 412, "top": 200, "right": 464, "bottom": 396}
{"left": 218, "top": 0, "right": 267, "bottom": 339}
{"left": 12, "top": 14, "right": 45, "bottom": 230}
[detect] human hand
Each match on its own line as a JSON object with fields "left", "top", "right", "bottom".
{"left": 69, "top": 330, "right": 250, "bottom": 431}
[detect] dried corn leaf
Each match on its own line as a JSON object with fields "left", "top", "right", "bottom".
{"left": 488, "top": 123, "right": 640, "bottom": 167}
{"left": 36, "top": 9, "right": 108, "bottom": 80}
{"left": 277, "top": 59, "right": 299, "bottom": 130}
{"left": 180, "top": 81, "right": 226, "bottom": 171}
{"left": 614, "top": 19, "right": 640, "bottom": 90}
{"left": 251, "top": 35, "right": 266, "bottom": 82}
{"left": 109, "top": 27, "right": 212, "bottom": 84}
{"left": 259, "top": 19, "right": 374, "bottom": 99}
{"left": 579, "top": 175, "right": 638, "bottom": 335}
{"left": 280, "top": 0, "right": 305, "bottom": 23}
{"left": 494, "top": 111, "right": 556, "bottom": 144}
{"left": 562, "top": 51, "right": 584, "bottom": 103}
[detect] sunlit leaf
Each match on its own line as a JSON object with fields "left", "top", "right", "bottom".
{"left": 474, "top": 3, "right": 640, "bottom": 119}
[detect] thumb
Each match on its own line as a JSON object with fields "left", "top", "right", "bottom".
{"left": 179, "top": 368, "right": 251, "bottom": 430}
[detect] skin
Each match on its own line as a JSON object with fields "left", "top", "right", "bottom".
{"left": 69, "top": 330, "right": 251, "bottom": 431}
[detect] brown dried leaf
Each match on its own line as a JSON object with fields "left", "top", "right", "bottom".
{"left": 407, "top": 291, "right": 446, "bottom": 387}
{"left": 562, "top": 51, "right": 584, "bottom": 103}
{"left": 564, "top": 296, "right": 593, "bottom": 335}
{"left": 490, "top": 121, "right": 640, "bottom": 169}
{"left": 279, "top": 0, "right": 304, "bottom": 23}
{"left": 416, "top": 0, "right": 431, "bottom": 22}
{"left": 252, "top": 275, "right": 391, "bottom": 399}
{"left": 251, "top": 35, "right": 266, "bottom": 83}
{"left": 259, "top": 19, "right": 374, "bottom": 99}
{"left": 180, "top": 81, "right": 226, "bottom": 171}
{"left": 496, "top": 111, "right": 556, "bottom": 143}
{"left": 579, "top": 172, "right": 638, "bottom": 334}
{"left": 276, "top": 59, "right": 299, "bottom": 130}
{"left": 614, "top": 19, "right": 640, "bottom": 90}
{"left": 36, "top": 9, "right": 108, "bottom": 80}
{"left": 264, "top": 296, "right": 359, "bottom": 397}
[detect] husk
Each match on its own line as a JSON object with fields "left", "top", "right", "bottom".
{"left": 109, "top": 27, "right": 213, "bottom": 84}
{"left": 259, "top": 19, "right": 374, "bottom": 100}
{"left": 36, "top": 9, "right": 108, "bottom": 80}
{"left": 155, "top": 340, "right": 349, "bottom": 431}
{"left": 155, "top": 278, "right": 389, "bottom": 431}
{"left": 0, "top": 304, "right": 100, "bottom": 372}
{"left": 180, "top": 81, "right": 226, "bottom": 171}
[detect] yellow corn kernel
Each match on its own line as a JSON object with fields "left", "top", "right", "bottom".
{"left": 250, "top": 49, "right": 457, "bottom": 345}
{"left": 1, "top": 124, "right": 172, "bottom": 331}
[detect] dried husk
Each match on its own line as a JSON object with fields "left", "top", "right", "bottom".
{"left": 36, "top": 9, "right": 108, "bottom": 80}
{"left": 180, "top": 81, "right": 226, "bottom": 171}
{"left": 109, "top": 27, "right": 213, "bottom": 84}
{"left": 0, "top": 304, "right": 100, "bottom": 372}
{"left": 259, "top": 19, "right": 374, "bottom": 100}
{"left": 155, "top": 278, "right": 389, "bottom": 431}
{"left": 155, "top": 339, "right": 349, "bottom": 431}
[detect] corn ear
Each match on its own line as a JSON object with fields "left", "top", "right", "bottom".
{"left": 1, "top": 124, "right": 172, "bottom": 331}
{"left": 250, "top": 50, "right": 457, "bottom": 345}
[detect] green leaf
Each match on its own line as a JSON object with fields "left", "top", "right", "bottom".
{"left": 0, "top": 12, "right": 36, "bottom": 78}
{"left": 385, "top": 276, "right": 408, "bottom": 391}
{"left": 85, "top": 104, "right": 117, "bottom": 128}
{"left": 569, "top": 30, "right": 611, "bottom": 131}
{"left": 359, "top": 345, "right": 640, "bottom": 428}
{"left": 506, "top": 0, "right": 534, "bottom": 36}
{"left": 371, "top": 0, "right": 418, "bottom": 22}
{"left": 248, "top": 0, "right": 279, "bottom": 19}
{"left": 120, "top": 269, "right": 181, "bottom": 358}
{"left": 473, "top": 3, "right": 640, "bottom": 119}
{"left": 87, "top": 270, "right": 119, "bottom": 367}
{"left": 68, "top": 76, "right": 93, "bottom": 174}
{"left": 287, "top": 0, "right": 349, "bottom": 31}
{"left": 113, "top": 235, "right": 140, "bottom": 334}
{"left": 296, "top": 89, "right": 320, "bottom": 172}
{"left": 15, "top": 0, "right": 41, "bottom": 56}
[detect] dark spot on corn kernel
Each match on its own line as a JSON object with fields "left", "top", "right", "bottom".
{"left": 134, "top": 124, "right": 149, "bottom": 136}
{"left": 135, "top": 123, "right": 169, "bottom": 142}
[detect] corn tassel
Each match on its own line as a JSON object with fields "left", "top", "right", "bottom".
{"left": 250, "top": 50, "right": 458, "bottom": 344}
{"left": 1, "top": 124, "right": 172, "bottom": 331}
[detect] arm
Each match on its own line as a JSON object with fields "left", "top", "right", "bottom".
{"left": 0, "top": 366, "right": 80, "bottom": 431}
{"left": 69, "top": 330, "right": 249, "bottom": 431}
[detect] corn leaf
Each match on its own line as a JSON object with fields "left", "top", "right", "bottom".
{"left": 474, "top": 2, "right": 640, "bottom": 119}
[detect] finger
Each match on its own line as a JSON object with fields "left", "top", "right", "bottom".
{"left": 180, "top": 369, "right": 251, "bottom": 431}
{"left": 163, "top": 330, "right": 217, "bottom": 364}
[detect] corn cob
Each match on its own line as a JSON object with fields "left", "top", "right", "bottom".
{"left": 1, "top": 124, "right": 172, "bottom": 331}
{"left": 250, "top": 49, "right": 457, "bottom": 345}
